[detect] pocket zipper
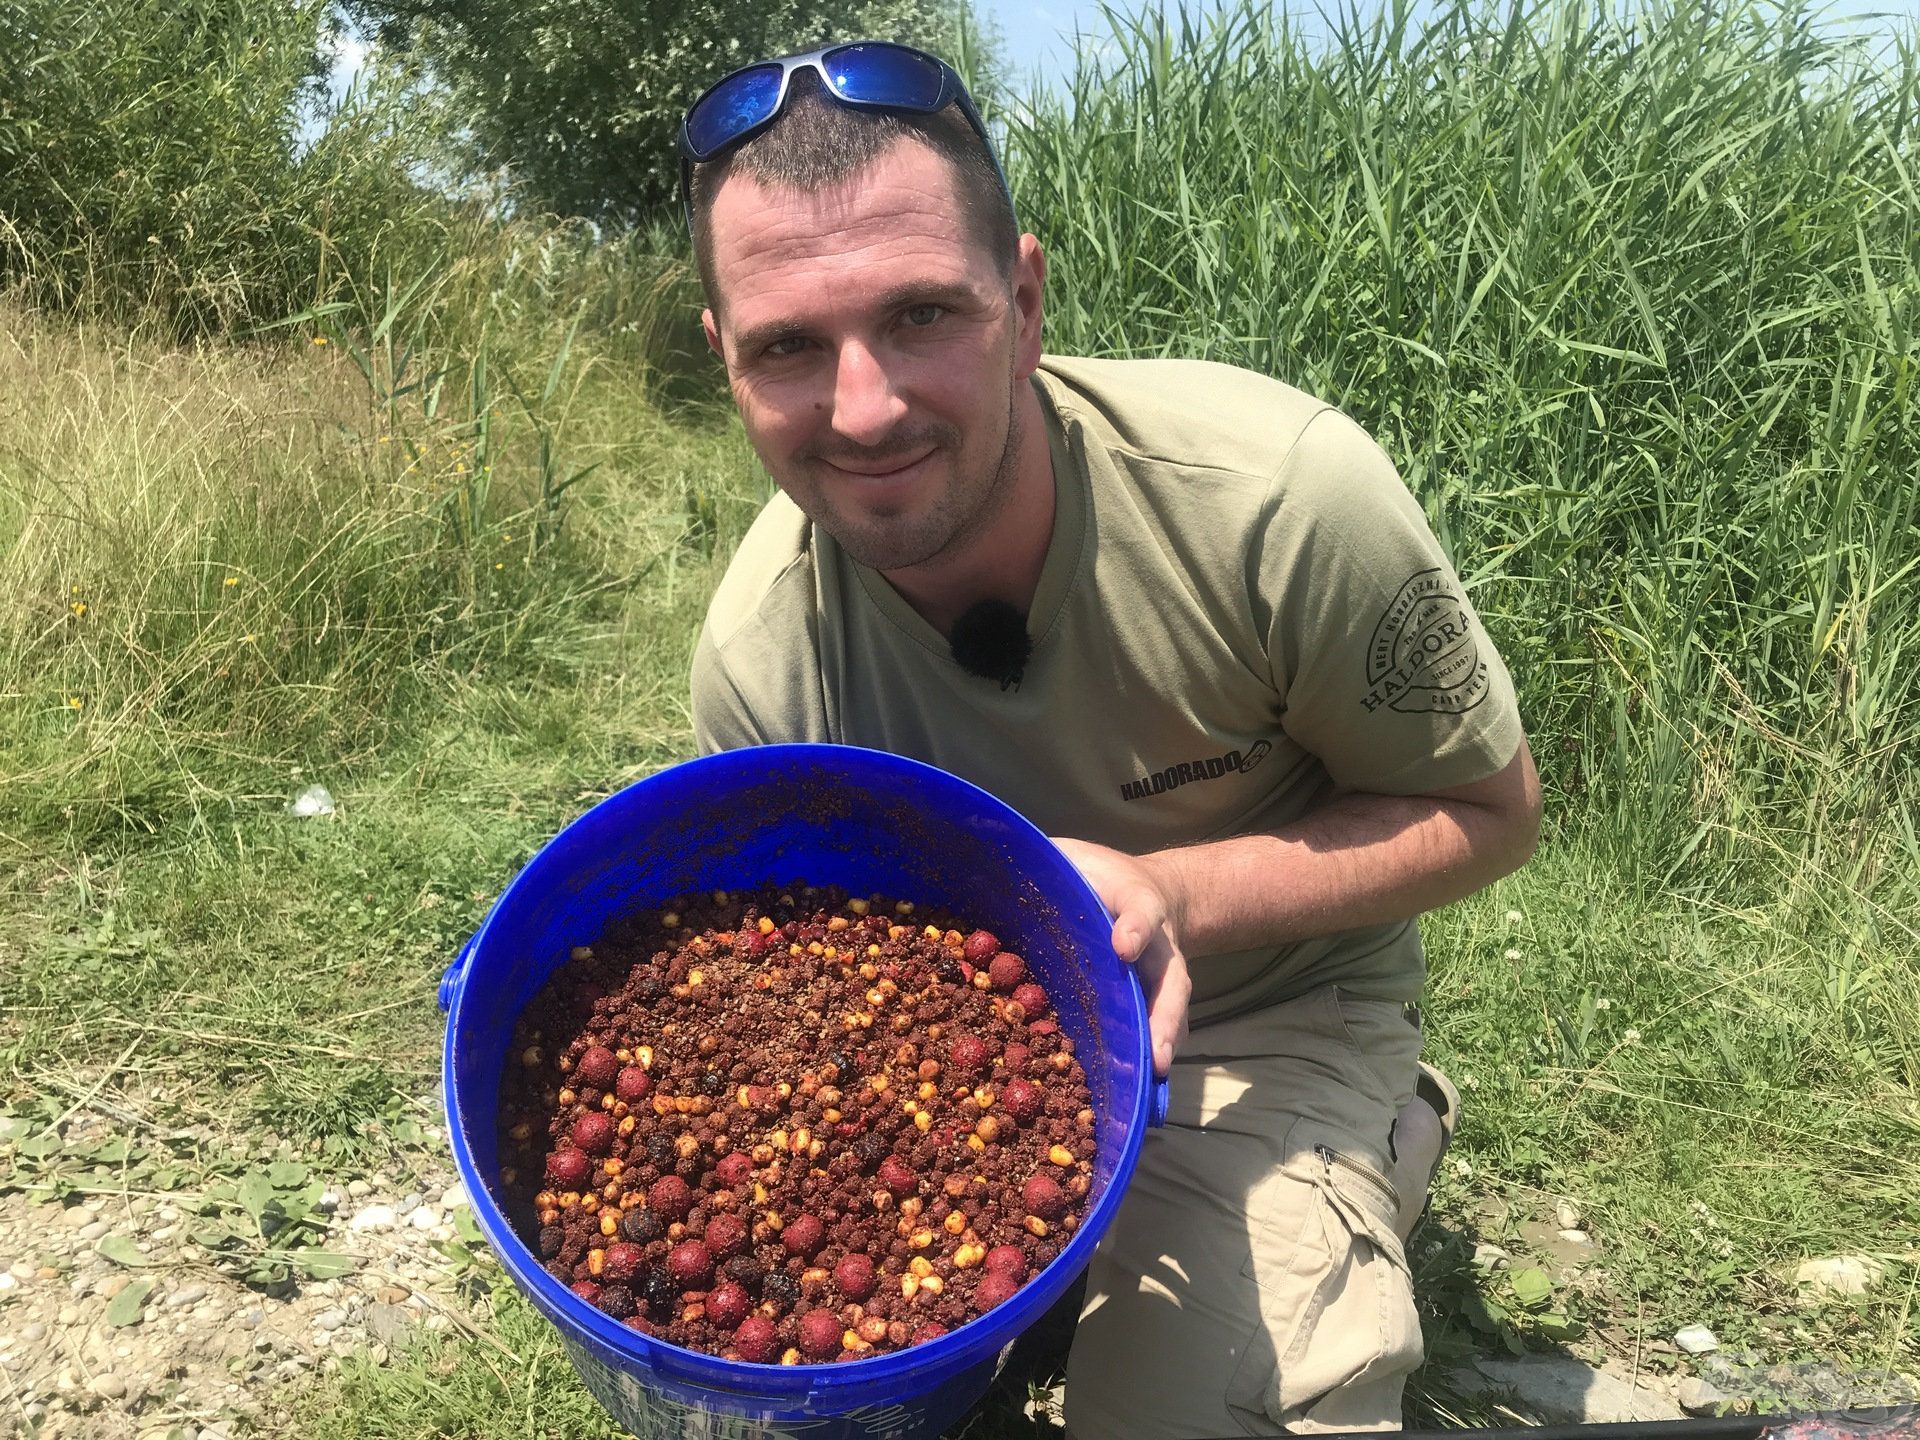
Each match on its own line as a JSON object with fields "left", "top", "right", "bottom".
{"left": 1314, "top": 1142, "right": 1400, "bottom": 1212}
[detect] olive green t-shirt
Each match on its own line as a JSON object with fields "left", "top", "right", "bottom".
{"left": 690, "top": 355, "right": 1522, "bottom": 1026}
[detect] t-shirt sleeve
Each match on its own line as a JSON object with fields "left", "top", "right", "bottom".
{"left": 689, "top": 627, "right": 770, "bottom": 756}
{"left": 1253, "top": 407, "right": 1523, "bottom": 795}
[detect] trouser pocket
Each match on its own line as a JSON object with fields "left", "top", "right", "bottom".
{"left": 1225, "top": 1120, "right": 1425, "bottom": 1433}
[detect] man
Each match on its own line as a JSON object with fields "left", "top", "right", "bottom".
{"left": 682, "top": 41, "right": 1540, "bottom": 1437}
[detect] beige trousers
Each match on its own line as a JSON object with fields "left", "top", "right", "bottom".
{"left": 1065, "top": 984, "right": 1425, "bottom": 1438}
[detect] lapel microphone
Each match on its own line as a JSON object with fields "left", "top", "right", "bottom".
{"left": 948, "top": 599, "right": 1032, "bottom": 692}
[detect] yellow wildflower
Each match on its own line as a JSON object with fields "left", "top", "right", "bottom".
{"left": 494, "top": 562, "right": 504, "bottom": 571}
{"left": 243, "top": 634, "right": 258, "bottom": 643}
{"left": 311, "top": 336, "right": 329, "bottom": 346}
{"left": 67, "top": 696, "right": 83, "bottom": 710}
{"left": 70, "top": 601, "right": 87, "bottom": 617}
{"left": 376, "top": 435, "right": 391, "bottom": 444}
{"left": 223, "top": 576, "right": 238, "bottom": 588}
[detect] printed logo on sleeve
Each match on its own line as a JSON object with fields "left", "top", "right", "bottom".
{"left": 1362, "top": 569, "right": 1491, "bottom": 715}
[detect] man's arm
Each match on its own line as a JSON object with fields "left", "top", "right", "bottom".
{"left": 1056, "top": 737, "right": 1542, "bottom": 1075}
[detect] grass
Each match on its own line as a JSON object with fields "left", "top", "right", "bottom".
{"left": 3, "top": 0, "right": 1918, "bottom": 1432}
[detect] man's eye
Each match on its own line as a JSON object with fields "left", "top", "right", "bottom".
{"left": 903, "top": 304, "right": 944, "bottom": 327}
{"left": 764, "top": 336, "right": 807, "bottom": 358}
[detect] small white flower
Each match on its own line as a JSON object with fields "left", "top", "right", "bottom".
{"left": 1623, "top": 1027, "right": 1642, "bottom": 1045}
{"left": 1503, "top": 948, "right": 1522, "bottom": 961}
{"left": 1463, "top": 1074, "right": 1479, "bottom": 1090}
{"left": 1504, "top": 909, "right": 1524, "bottom": 926}
{"left": 1452, "top": 1157, "right": 1473, "bottom": 1178}
{"left": 1594, "top": 997, "right": 1611, "bottom": 1011}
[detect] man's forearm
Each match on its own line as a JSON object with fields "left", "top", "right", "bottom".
{"left": 1146, "top": 747, "right": 1541, "bottom": 956}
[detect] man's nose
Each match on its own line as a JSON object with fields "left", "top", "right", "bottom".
{"left": 830, "top": 340, "right": 907, "bottom": 446}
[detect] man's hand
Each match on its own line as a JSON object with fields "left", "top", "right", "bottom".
{"left": 1051, "top": 837, "right": 1192, "bottom": 1077}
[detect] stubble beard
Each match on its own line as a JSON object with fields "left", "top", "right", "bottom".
{"left": 807, "top": 370, "right": 1024, "bottom": 575}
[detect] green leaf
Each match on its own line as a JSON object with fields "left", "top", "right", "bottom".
{"left": 105, "top": 1278, "right": 154, "bottom": 1327}
{"left": 1534, "top": 1312, "right": 1584, "bottom": 1341}
{"left": 453, "top": 1206, "right": 483, "bottom": 1245}
{"left": 290, "top": 1250, "right": 357, "bottom": 1280}
{"left": 236, "top": 1170, "right": 274, "bottom": 1223}
{"left": 87, "top": 1136, "right": 133, "bottom": 1164}
{"left": 15, "top": 1132, "right": 64, "bottom": 1158}
{"left": 267, "top": 1160, "right": 309, "bottom": 1189}
{"left": 96, "top": 1235, "right": 145, "bottom": 1267}
{"left": 1510, "top": 1267, "right": 1555, "bottom": 1309}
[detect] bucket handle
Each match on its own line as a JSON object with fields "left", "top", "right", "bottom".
{"left": 439, "top": 934, "right": 477, "bottom": 1014}
{"left": 1149, "top": 1074, "right": 1169, "bottom": 1128}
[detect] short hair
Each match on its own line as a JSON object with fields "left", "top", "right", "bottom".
{"left": 689, "top": 69, "right": 1019, "bottom": 309}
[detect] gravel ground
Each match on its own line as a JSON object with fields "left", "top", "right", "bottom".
{"left": 0, "top": 1097, "right": 477, "bottom": 1440}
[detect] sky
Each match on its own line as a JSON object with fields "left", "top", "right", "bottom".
{"left": 968, "top": 0, "right": 1918, "bottom": 88}
{"left": 317, "top": 0, "right": 1920, "bottom": 120}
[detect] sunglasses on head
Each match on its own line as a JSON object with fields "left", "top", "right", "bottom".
{"left": 677, "top": 40, "right": 1014, "bottom": 233}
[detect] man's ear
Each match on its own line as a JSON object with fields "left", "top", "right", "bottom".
{"left": 1011, "top": 234, "right": 1047, "bottom": 381}
{"left": 702, "top": 308, "right": 724, "bottom": 362}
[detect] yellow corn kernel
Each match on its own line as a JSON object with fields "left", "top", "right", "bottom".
{"left": 913, "top": 1112, "right": 932, "bottom": 1132}
{"left": 600, "top": 1213, "right": 619, "bottom": 1237}
{"left": 1050, "top": 1145, "right": 1075, "bottom": 1167}
{"left": 954, "top": 1243, "right": 984, "bottom": 1269}
{"left": 944, "top": 1211, "right": 967, "bottom": 1235}
{"left": 909, "top": 1229, "right": 934, "bottom": 1249}
{"left": 900, "top": 1273, "right": 920, "bottom": 1300}
{"left": 1025, "top": 1216, "right": 1051, "bottom": 1237}
{"left": 688, "top": 968, "right": 705, "bottom": 986}
{"left": 758, "top": 916, "right": 776, "bottom": 934}
{"left": 909, "top": 1256, "right": 933, "bottom": 1278}
{"left": 557, "top": 1087, "right": 577, "bottom": 1106}
{"left": 867, "top": 944, "right": 882, "bottom": 957}
{"left": 848, "top": 898, "right": 871, "bottom": 916}
{"left": 828, "top": 916, "right": 850, "bottom": 931}
{"left": 808, "top": 941, "right": 825, "bottom": 956}
{"left": 637, "top": 1046, "right": 653, "bottom": 1069}
{"left": 921, "top": 1274, "right": 944, "bottom": 1294}
{"left": 587, "top": 1248, "right": 606, "bottom": 1276}
{"left": 781, "top": 1348, "right": 802, "bottom": 1366}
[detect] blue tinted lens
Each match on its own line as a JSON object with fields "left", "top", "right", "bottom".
{"left": 825, "top": 45, "right": 945, "bottom": 108}
{"left": 686, "top": 65, "right": 783, "bottom": 158}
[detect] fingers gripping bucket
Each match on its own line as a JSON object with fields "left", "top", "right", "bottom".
{"left": 439, "top": 744, "right": 1169, "bottom": 1439}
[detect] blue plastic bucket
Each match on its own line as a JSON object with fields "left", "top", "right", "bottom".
{"left": 439, "top": 743, "right": 1168, "bottom": 1439}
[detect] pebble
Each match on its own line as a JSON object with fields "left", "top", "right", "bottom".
{"left": 441, "top": 1183, "right": 468, "bottom": 1210}
{"left": 1675, "top": 1324, "right": 1719, "bottom": 1354}
{"left": 89, "top": 1372, "right": 128, "bottom": 1399}
{"left": 21, "top": 1322, "right": 46, "bottom": 1343}
{"left": 0, "top": 1272, "right": 15, "bottom": 1293}
{"left": 77, "top": 1219, "right": 110, "bottom": 1243}
{"left": 58, "top": 1305, "right": 80, "bottom": 1325}
{"left": 314, "top": 1308, "right": 347, "bottom": 1332}
{"left": 406, "top": 1205, "right": 440, "bottom": 1230}
{"left": 168, "top": 1283, "right": 209, "bottom": 1310}
{"left": 316, "top": 1190, "right": 341, "bottom": 1214}
{"left": 348, "top": 1205, "right": 397, "bottom": 1232}
{"left": 1556, "top": 1228, "right": 1591, "bottom": 1245}
{"left": 61, "top": 1207, "right": 98, "bottom": 1230}
{"left": 1554, "top": 1200, "right": 1583, "bottom": 1230}
{"left": 1679, "top": 1376, "right": 1733, "bottom": 1415}
{"left": 1472, "top": 1241, "right": 1512, "bottom": 1270}
{"left": 1795, "top": 1255, "right": 1884, "bottom": 1298}
{"left": 346, "top": 1180, "right": 372, "bottom": 1199}
{"left": 98, "top": 1274, "right": 130, "bottom": 1301}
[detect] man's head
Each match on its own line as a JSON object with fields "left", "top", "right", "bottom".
{"left": 689, "top": 64, "right": 1047, "bottom": 577}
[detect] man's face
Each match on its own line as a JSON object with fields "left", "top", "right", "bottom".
{"left": 702, "top": 139, "right": 1044, "bottom": 573}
